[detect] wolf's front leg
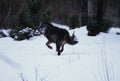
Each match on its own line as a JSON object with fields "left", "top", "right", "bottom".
{"left": 46, "top": 41, "right": 53, "bottom": 49}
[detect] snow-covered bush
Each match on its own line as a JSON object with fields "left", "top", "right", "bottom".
{"left": 9, "top": 27, "right": 41, "bottom": 41}
{"left": 0, "top": 30, "right": 6, "bottom": 38}
{"left": 0, "top": 29, "right": 11, "bottom": 38}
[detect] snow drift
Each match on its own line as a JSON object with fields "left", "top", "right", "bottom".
{"left": 0, "top": 24, "right": 120, "bottom": 81}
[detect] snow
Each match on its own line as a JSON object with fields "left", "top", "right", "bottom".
{"left": 108, "top": 27, "right": 120, "bottom": 34}
{"left": 2, "top": 29, "right": 11, "bottom": 36}
{"left": 0, "top": 24, "right": 120, "bottom": 81}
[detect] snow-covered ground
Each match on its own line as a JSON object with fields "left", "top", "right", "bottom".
{"left": 0, "top": 24, "right": 120, "bottom": 81}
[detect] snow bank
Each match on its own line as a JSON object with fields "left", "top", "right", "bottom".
{"left": 0, "top": 25, "right": 120, "bottom": 81}
{"left": 108, "top": 27, "right": 120, "bottom": 35}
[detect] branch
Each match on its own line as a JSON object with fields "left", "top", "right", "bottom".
{"left": 4, "top": 0, "right": 12, "bottom": 24}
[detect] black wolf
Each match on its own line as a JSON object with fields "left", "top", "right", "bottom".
{"left": 39, "top": 21, "right": 78, "bottom": 55}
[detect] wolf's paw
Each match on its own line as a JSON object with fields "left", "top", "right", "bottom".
{"left": 48, "top": 46, "right": 53, "bottom": 49}
{"left": 57, "top": 52, "right": 61, "bottom": 56}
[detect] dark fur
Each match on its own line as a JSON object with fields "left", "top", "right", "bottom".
{"left": 39, "top": 21, "right": 78, "bottom": 55}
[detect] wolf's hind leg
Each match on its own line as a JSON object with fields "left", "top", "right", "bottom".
{"left": 46, "top": 41, "right": 53, "bottom": 49}
{"left": 60, "top": 44, "right": 64, "bottom": 53}
{"left": 56, "top": 42, "right": 62, "bottom": 56}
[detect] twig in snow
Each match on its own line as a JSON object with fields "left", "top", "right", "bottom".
{"left": 19, "top": 73, "right": 28, "bottom": 81}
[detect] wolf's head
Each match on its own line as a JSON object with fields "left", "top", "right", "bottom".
{"left": 38, "top": 21, "right": 50, "bottom": 34}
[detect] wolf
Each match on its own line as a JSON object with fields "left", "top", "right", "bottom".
{"left": 39, "top": 21, "right": 78, "bottom": 55}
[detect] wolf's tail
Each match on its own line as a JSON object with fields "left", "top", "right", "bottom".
{"left": 66, "top": 32, "right": 78, "bottom": 45}
{"left": 68, "top": 39, "right": 78, "bottom": 45}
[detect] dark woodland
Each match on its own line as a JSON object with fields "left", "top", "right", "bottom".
{"left": 0, "top": 0, "right": 120, "bottom": 36}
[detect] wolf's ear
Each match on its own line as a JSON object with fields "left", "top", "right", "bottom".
{"left": 38, "top": 20, "right": 45, "bottom": 28}
{"left": 38, "top": 21, "right": 42, "bottom": 27}
{"left": 39, "top": 19, "right": 45, "bottom": 25}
